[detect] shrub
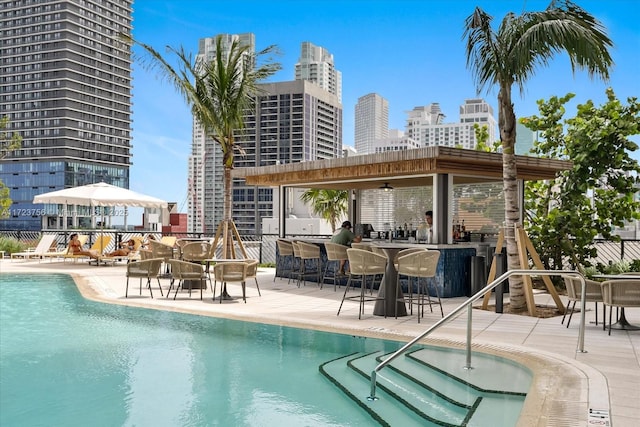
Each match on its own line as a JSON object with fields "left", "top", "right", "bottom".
{"left": 0, "top": 236, "right": 27, "bottom": 254}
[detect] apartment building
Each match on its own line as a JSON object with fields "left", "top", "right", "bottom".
{"left": 0, "top": 0, "right": 133, "bottom": 230}
{"left": 406, "top": 99, "right": 496, "bottom": 149}
{"left": 295, "top": 41, "right": 342, "bottom": 102}
{"left": 354, "top": 93, "right": 388, "bottom": 155}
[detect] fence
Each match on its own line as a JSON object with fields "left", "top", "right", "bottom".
{"left": 1, "top": 229, "right": 638, "bottom": 267}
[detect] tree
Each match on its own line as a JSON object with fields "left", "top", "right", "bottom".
{"left": 123, "top": 34, "right": 281, "bottom": 257}
{"left": 300, "top": 189, "right": 349, "bottom": 232}
{"left": 1, "top": 116, "right": 22, "bottom": 218}
{"left": 1, "top": 116, "right": 22, "bottom": 159}
{"left": 463, "top": 1, "right": 613, "bottom": 312}
{"left": 524, "top": 89, "right": 640, "bottom": 271}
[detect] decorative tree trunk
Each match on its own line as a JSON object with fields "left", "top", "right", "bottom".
{"left": 498, "top": 83, "right": 526, "bottom": 312}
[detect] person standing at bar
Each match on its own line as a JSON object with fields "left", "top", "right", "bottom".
{"left": 423, "top": 210, "right": 434, "bottom": 243}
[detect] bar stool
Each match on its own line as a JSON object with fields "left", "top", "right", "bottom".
{"left": 288, "top": 241, "right": 302, "bottom": 285}
{"left": 351, "top": 242, "right": 372, "bottom": 251}
{"left": 294, "top": 241, "right": 322, "bottom": 287}
{"left": 337, "top": 248, "right": 387, "bottom": 319}
{"left": 395, "top": 250, "right": 442, "bottom": 322}
{"left": 323, "top": 242, "right": 349, "bottom": 291}
{"left": 275, "top": 239, "right": 294, "bottom": 282}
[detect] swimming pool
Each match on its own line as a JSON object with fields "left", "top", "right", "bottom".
{"left": 0, "top": 273, "right": 531, "bottom": 426}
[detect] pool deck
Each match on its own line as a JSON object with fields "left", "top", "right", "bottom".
{"left": 2, "top": 258, "right": 638, "bottom": 427}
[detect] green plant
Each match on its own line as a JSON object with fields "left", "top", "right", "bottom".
{"left": 596, "top": 260, "right": 631, "bottom": 275}
{"left": 629, "top": 259, "right": 640, "bottom": 272}
{"left": 0, "top": 236, "right": 27, "bottom": 254}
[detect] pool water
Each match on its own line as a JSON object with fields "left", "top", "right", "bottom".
{"left": 0, "top": 273, "right": 529, "bottom": 426}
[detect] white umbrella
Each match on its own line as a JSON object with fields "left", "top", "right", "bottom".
{"left": 33, "top": 182, "right": 168, "bottom": 208}
{"left": 33, "top": 182, "right": 168, "bottom": 230}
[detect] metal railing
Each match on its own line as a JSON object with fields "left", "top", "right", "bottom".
{"left": 368, "top": 269, "right": 588, "bottom": 401}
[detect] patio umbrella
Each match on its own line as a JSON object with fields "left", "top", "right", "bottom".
{"left": 33, "top": 182, "right": 168, "bottom": 230}
{"left": 33, "top": 182, "right": 168, "bottom": 209}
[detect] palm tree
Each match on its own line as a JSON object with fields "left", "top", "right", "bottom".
{"left": 300, "top": 189, "right": 350, "bottom": 232}
{"left": 463, "top": 1, "right": 613, "bottom": 312}
{"left": 123, "top": 34, "right": 281, "bottom": 257}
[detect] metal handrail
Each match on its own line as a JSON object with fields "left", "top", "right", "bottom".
{"left": 368, "top": 269, "right": 588, "bottom": 400}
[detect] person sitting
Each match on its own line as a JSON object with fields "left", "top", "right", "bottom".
{"left": 67, "top": 233, "right": 100, "bottom": 259}
{"left": 141, "top": 234, "right": 156, "bottom": 249}
{"left": 330, "top": 220, "right": 362, "bottom": 274}
{"left": 105, "top": 238, "right": 135, "bottom": 257}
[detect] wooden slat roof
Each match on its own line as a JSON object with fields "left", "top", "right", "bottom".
{"left": 232, "top": 146, "right": 571, "bottom": 190}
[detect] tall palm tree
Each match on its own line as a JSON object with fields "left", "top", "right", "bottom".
{"left": 463, "top": 1, "right": 613, "bottom": 312}
{"left": 123, "top": 34, "right": 281, "bottom": 257}
{"left": 300, "top": 189, "right": 350, "bottom": 232}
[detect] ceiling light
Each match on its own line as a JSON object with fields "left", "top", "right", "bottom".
{"left": 380, "top": 182, "right": 393, "bottom": 192}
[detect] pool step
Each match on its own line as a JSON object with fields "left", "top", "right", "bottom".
{"left": 320, "top": 351, "right": 474, "bottom": 426}
{"left": 320, "top": 348, "right": 528, "bottom": 427}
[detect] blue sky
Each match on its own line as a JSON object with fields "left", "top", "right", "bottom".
{"left": 129, "top": 0, "right": 640, "bottom": 211}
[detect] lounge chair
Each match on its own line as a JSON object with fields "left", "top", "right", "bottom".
{"left": 98, "top": 236, "right": 144, "bottom": 265}
{"left": 64, "top": 235, "right": 112, "bottom": 263}
{"left": 41, "top": 235, "right": 89, "bottom": 261}
{"left": 10, "top": 234, "right": 58, "bottom": 261}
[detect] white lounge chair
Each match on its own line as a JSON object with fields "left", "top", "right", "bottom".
{"left": 10, "top": 234, "right": 58, "bottom": 261}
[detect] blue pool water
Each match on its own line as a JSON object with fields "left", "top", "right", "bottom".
{"left": 0, "top": 273, "right": 529, "bottom": 426}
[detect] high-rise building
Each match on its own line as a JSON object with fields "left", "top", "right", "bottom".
{"left": 295, "top": 41, "right": 342, "bottom": 102}
{"left": 0, "top": 0, "right": 133, "bottom": 230}
{"left": 406, "top": 99, "right": 496, "bottom": 149}
{"left": 187, "top": 33, "right": 255, "bottom": 234}
{"left": 232, "top": 80, "right": 342, "bottom": 235}
{"left": 187, "top": 77, "right": 343, "bottom": 234}
{"left": 354, "top": 93, "right": 389, "bottom": 154}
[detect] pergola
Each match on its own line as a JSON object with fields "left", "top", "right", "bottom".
{"left": 232, "top": 146, "right": 572, "bottom": 240}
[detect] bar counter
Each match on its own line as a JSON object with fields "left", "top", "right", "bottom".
{"left": 275, "top": 238, "right": 486, "bottom": 299}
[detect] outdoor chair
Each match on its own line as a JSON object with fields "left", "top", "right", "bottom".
{"left": 125, "top": 258, "right": 164, "bottom": 298}
{"left": 41, "top": 235, "right": 88, "bottom": 261}
{"left": 323, "top": 242, "right": 349, "bottom": 291}
{"left": 10, "top": 234, "right": 57, "bottom": 261}
{"left": 369, "top": 245, "right": 386, "bottom": 257}
{"left": 562, "top": 277, "right": 605, "bottom": 329}
{"left": 213, "top": 261, "right": 249, "bottom": 303}
{"left": 393, "top": 247, "right": 428, "bottom": 266}
{"left": 350, "top": 242, "right": 372, "bottom": 251}
{"left": 288, "top": 241, "right": 303, "bottom": 285}
{"left": 160, "top": 236, "right": 177, "bottom": 248}
{"left": 167, "top": 259, "right": 207, "bottom": 300}
{"left": 64, "top": 235, "right": 111, "bottom": 263}
{"left": 337, "top": 248, "right": 387, "bottom": 319}
{"left": 601, "top": 279, "right": 640, "bottom": 335}
{"left": 395, "top": 250, "right": 442, "bottom": 322}
{"left": 98, "top": 235, "right": 145, "bottom": 265}
{"left": 149, "top": 239, "right": 175, "bottom": 276}
{"left": 181, "top": 241, "right": 211, "bottom": 263}
{"left": 293, "top": 241, "right": 322, "bottom": 288}
{"left": 274, "top": 239, "right": 294, "bottom": 282}
{"left": 244, "top": 259, "right": 261, "bottom": 296}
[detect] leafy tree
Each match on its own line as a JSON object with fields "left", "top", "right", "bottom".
{"left": 123, "top": 34, "right": 281, "bottom": 257}
{"left": 524, "top": 89, "right": 640, "bottom": 271}
{"left": 463, "top": 1, "right": 613, "bottom": 312}
{"left": 300, "top": 189, "right": 349, "bottom": 232}
{"left": 1, "top": 116, "right": 22, "bottom": 218}
{"left": 473, "top": 123, "right": 501, "bottom": 152}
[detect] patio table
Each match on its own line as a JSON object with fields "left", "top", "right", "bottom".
{"left": 593, "top": 274, "right": 640, "bottom": 331}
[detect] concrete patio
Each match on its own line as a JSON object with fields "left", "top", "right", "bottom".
{"left": 1, "top": 258, "right": 638, "bottom": 426}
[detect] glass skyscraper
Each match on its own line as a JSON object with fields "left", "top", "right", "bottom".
{"left": 0, "top": 0, "right": 133, "bottom": 230}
